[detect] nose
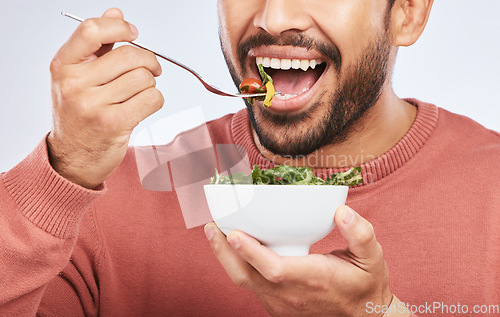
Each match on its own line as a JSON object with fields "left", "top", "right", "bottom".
{"left": 254, "top": 0, "right": 312, "bottom": 36}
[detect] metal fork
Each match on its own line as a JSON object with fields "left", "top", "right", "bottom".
{"left": 61, "top": 12, "right": 277, "bottom": 98}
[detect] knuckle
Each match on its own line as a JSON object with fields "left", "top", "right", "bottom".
{"left": 118, "top": 45, "right": 138, "bottom": 60}
{"left": 282, "top": 296, "right": 307, "bottom": 310}
{"left": 269, "top": 304, "right": 288, "bottom": 316}
{"left": 133, "top": 49, "right": 161, "bottom": 75}
{"left": 376, "top": 244, "right": 385, "bottom": 261}
{"left": 232, "top": 272, "right": 251, "bottom": 289}
{"left": 149, "top": 72, "right": 157, "bottom": 87}
{"left": 49, "top": 57, "right": 63, "bottom": 75}
{"left": 146, "top": 52, "right": 162, "bottom": 74}
{"left": 117, "top": 46, "right": 161, "bottom": 76}
{"left": 96, "top": 110, "right": 119, "bottom": 132}
{"left": 133, "top": 68, "right": 155, "bottom": 86}
{"left": 304, "top": 278, "right": 326, "bottom": 291}
{"left": 142, "top": 50, "right": 155, "bottom": 61}
{"left": 357, "top": 222, "right": 375, "bottom": 246}
{"left": 266, "top": 269, "right": 285, "bottom": 284}
{"left": 76, "top": 98, "right": 98, "bottom": 121}
{"left": 65, "top": 89, "right": 100, "bottom": 121}
{"left": 210, "top": 240, "right": 223, "bottom": 254}
{"left": 265, "top": 259, "right": 286, "bottom": 284}
{"left": 59, "top": 76, "right": 83, "bottom": 97}
{"left": 145, "top": 88, "right": 164, "bottom": 108}
{"left": 79, "top": 19, "right": 100, "bottom": 40}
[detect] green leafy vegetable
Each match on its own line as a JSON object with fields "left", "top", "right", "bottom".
{"left": 258, "top": 64, "right": 273, "bottom": 87}
{"left": 210, "top": 165, "right": 362, "bottom": 186}
{"left": 244, "top": 64, "right": 275, "bottom": 107}
{"left": 258, "top": 64, "right": 275, "bottom": 107}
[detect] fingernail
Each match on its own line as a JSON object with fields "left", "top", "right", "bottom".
{"left": 128, "top": 22, "right": 138, "bottom": 36}
{"left": 343, "top": 206, "right": 355, "bottom": 225}
{"left": 227, "top": 233, "right": 241, "bottom": 249}
{"left": 204, "top": 224, "right": 215, "bottom": 241}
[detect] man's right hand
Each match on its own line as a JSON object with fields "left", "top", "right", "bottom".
{"left": 48, "top": 8, "right": 163, "bottom": 189}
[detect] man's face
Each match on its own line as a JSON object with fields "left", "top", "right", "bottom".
{"left": 218, "top": 0, "right": 394, "bottom": 157}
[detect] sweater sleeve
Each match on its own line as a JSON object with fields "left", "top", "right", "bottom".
{"left": 0, "top": 136, "right": 106, "bottom": 316}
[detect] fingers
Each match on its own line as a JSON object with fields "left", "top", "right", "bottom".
{"left": 205, "top": 223, "right": 270, "bottom": 290}
{"left": 226, "top": 230, "right": 329, "bottom": 285}
{"left": 99, "top": 67, "right": 157, "bottom": 104}
{"left": 114, "top": 87, "right": 164, "bottom": 127}
{"left": 102, "top": 7, "right": 124, "bottom": 19}
{"left": 47, "top": 8, "right": 165, "bottom": 189}
{"left": 93, "top": 8, "right": 125, "bottom": 57}
{"left": 226, "top": 231, "right": 287, "bottom": 283}
{"left": 57, "top": 16, "right": 138, "bottom": 65}
{"left": 84, "top": 45, "right": 162, "bottom": 86}
{"left": 334, "top": 205, "right": 382, "bottom": 261}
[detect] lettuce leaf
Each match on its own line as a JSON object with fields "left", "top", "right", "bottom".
{"left": 210, "top": 165, "right": 362, "bottom": 186}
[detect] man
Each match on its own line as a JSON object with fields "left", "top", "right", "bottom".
{"left": 0, "top": 1, "right": 498, "bottom": 317}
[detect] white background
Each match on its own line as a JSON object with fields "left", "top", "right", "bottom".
{"left": 0, "top": 0, "right": 498, "bottom": 172}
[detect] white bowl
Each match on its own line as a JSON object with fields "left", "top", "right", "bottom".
{"left": 203, "top": 185, "right": 348, "bottom": 256}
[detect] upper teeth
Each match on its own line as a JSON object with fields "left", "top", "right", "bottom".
{"left": 256, "top": 57, "right": 323, "bottom": 71}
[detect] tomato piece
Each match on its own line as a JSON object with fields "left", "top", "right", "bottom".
{"left": 239, "top": 78, "right": 265, "bottom": 93}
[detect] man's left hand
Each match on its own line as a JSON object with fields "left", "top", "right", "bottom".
{"left": 205, "top": 205, "right": 393, "bottom": 316}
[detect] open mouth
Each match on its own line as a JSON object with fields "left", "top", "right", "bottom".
{"left": 245, "top": 45, "right": 332, "bottom": 112}
{"left": 253, "top": 56, "right": 327, "bottom": 101}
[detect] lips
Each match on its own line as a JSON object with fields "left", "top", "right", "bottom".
{"left": 247, "top": 46, "right": 329, "bottom": 112}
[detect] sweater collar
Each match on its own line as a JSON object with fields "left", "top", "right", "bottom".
{"left": 230, "top": 99, "right": 438, "bottom": 186}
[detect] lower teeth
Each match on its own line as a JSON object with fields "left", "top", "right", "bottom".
{"left": 275, "top": 87, "right": 310, "bottom": 100}
{"left": 275, "top": 93, "right": 295, "bottom": 100}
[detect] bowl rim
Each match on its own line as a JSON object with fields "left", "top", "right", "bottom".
{"left": 204, "top": 184, "right": 349, "bottom": 188}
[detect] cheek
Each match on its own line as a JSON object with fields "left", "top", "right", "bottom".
{"left": 218, "top": 0, "right": 258, "bottom": 72}
{"left": 308, "top": 1, "right": 386, "bottom": 68}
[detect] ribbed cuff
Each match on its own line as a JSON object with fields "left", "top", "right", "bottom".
{"left": 3, "top": 135, "right": 106, "bottom": 239}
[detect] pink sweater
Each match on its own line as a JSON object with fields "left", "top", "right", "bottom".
{"left": 0, "top": 100, "right": 499, "bottom": 316}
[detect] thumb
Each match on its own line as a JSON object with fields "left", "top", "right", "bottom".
{"left": 334, "top": 205, "right": 382, "bottom": 260}
{"left": 102, "top": 8, "right": 124, "bottom": 19}
{"left": 96, "top": 8, "right": 131, "bottom": 57}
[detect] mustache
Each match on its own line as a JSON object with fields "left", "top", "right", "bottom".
{"left": 237, "top": 32, "right": 342, "bottom": 73}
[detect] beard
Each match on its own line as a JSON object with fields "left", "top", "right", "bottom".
{"left": 221, "top": 31, "right": 392, "bottom": 158}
